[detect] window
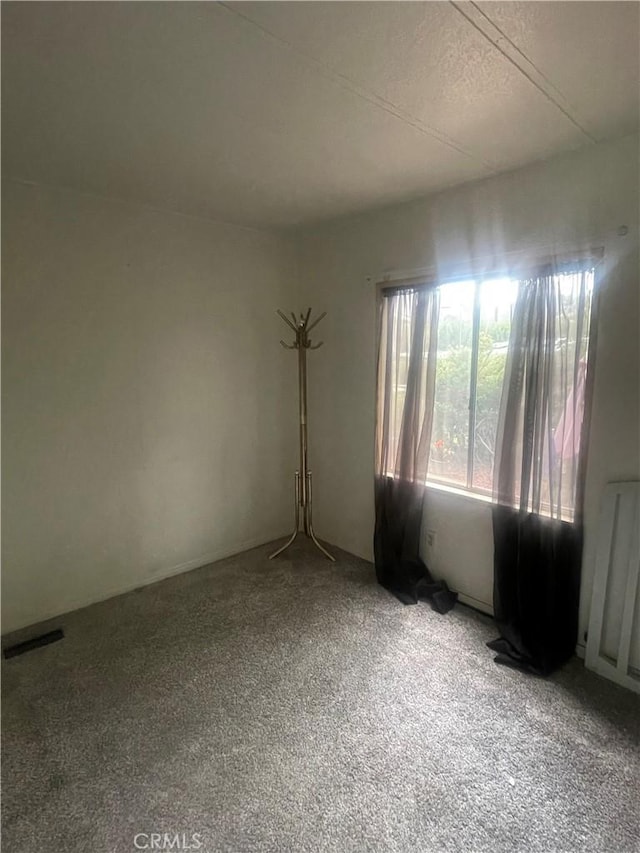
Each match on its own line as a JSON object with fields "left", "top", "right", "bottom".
{"left": 428, "top": 276, "right": 518, "bottom": 493}
{"left": 379, "top": 266, "right": 595, "bottom": 514}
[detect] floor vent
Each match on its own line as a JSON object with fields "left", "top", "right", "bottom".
{"left": 3, "top": 629, "right": 64, "bottom": 659}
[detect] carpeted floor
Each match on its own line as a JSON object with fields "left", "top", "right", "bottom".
{"left": 2, "top": 540, "right": 639, "bottom": 853}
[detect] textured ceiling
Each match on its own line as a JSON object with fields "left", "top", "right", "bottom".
{"left": 2, "top": 1, "right": 638, "bottom": 228}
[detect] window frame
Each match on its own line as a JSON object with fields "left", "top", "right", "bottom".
{"left": 422, "top": 274, "right": 515, "bottom": 497}
{"left": 377, "top": 250, "right": 603, "bottom": 509}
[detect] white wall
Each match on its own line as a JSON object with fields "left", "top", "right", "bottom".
{"left": 296, "top": 134, "right": 640, "bottom": 642}
{"left": 2, "top": 180, "right": 297, "bottom": 633}
{"left": 4, "top": 136, "right": 638, "bottom": 644}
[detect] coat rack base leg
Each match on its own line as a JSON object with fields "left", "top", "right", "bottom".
{"left": 305, "top": 470, "right": 335, "bottom": 561}
{"left": 269, "top": 471, "right": 335, "bottom": 561}
{"left": 269, "top": 472, "right": 301, "bottom": 559}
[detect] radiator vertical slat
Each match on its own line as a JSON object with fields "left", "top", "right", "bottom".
{"left": 585, "top": 489, "right": 619, "bottom": 667}
{"left": 586, "top": 481, "right": 640, "bottom": 694}
{"left": 617, "top": 491, "right": 640, "bottom": 677}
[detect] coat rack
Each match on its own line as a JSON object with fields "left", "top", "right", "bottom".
{"left": 270, "top": 309, "right": 335, "bottom": 562}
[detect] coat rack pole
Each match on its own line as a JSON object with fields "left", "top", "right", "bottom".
{"left": 299, "top": 340, "right": 308, "bottom": 522}
{"left": 270, "top": 308, "right": 335, "bottom": 561}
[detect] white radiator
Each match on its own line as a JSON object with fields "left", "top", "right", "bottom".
{"left": 585, "top": 481, "right": 640, "bottom": 693}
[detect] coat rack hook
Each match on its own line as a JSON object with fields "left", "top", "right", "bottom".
{"left": 306, "top": 311, "right": 327, "bottom": 333}
{"left": 277, "top": 309, "right": 298, "bottom": 332}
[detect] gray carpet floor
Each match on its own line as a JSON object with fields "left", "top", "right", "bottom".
{"left": 2, "top": 540, "right": 640, "bottom": 853}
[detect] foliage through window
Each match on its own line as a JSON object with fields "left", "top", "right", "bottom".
{"left": 380, "top": 268, "right": 595, "bottom": 512}
{"left": 428, "top": 277, "right": 517, "bottom": 492}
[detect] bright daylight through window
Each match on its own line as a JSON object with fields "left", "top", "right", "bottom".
{"left": 429, "top": 277, "right": 517, "bottom": 493}
{"left": 383, "top": 268, "right": 595, "bottom": 515}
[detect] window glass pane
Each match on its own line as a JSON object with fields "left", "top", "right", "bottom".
{"left": 428, "top": 280, "right": 475, "bottom": 487}
{"left": 472, "top": 277, "right": 518, "bottom": 494}
{"left": 385, "top": 266, "right": 594, "bottom": 516}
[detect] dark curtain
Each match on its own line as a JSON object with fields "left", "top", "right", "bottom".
{"left": 374, "top": 285, "right": 456, "bottom": 612}
{"left": 489, "top": 507, "right": 583, "bottom": 675}
{"left": 489, "top": 265, "right": 597, "bottom": 674}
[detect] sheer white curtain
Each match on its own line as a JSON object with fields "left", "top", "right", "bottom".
{"left": 374, "top": 284, "right": 456, "bottom": 611}
{"left": 375, "top": 286, "right": 439, "bottom": 484}
{"left": 494, "top": 267, "right": 595, "bottom": 521}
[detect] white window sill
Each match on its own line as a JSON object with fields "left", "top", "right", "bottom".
{"left": 425, "top": 480, "right": 494, "bottom": 506}
{"left": 383, "top": 473, "right": 574, "bottom": 521}
{"left": 425, "top": 480, "right": 574, "bottom": 522}
{"left": 383, "top": 471, "right": 493, "bottom": 505}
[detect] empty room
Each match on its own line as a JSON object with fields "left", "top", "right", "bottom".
{"left": 2, "top": 2, "right": 640, "bottom": 851}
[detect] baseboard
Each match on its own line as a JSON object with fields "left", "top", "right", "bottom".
{"left": 312, "top": 538, "right": 495, "bottom": 617}
{"left": 456, "top": 592, "right": 494, "bottom": 616}
{"left": 1, "top": 533, "right": 288, "bottom": 637}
